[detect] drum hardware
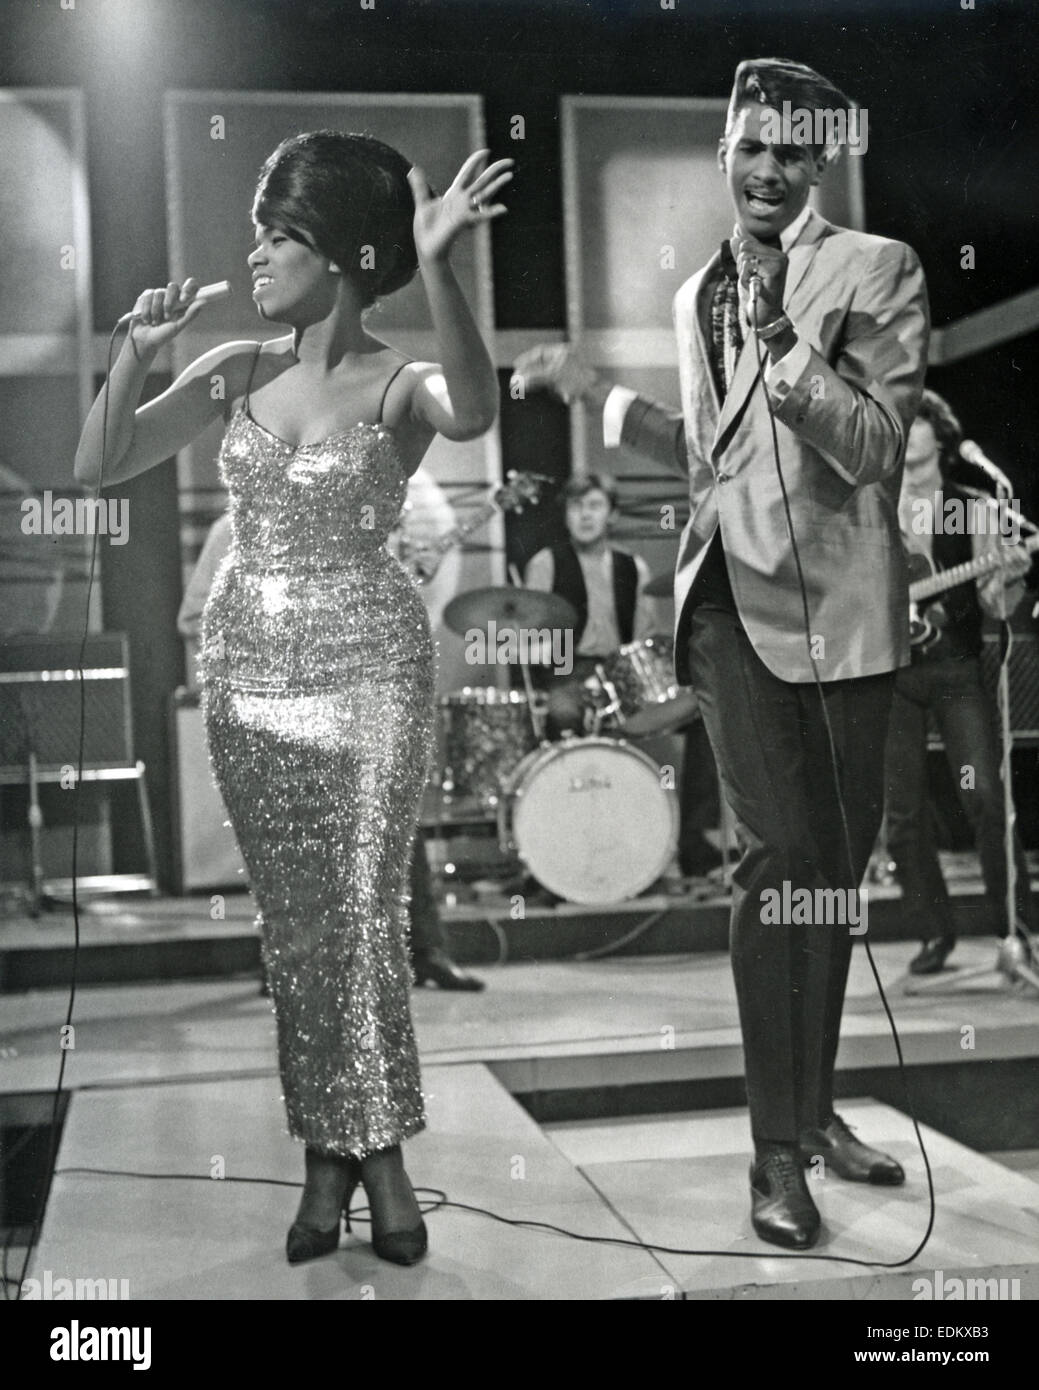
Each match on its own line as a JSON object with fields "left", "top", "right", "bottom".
{"left": 443, "top": 577, "right": 579, "bottom": 751}
{"left": 442, "top": 578, "right": 581, "bottom": 750}
{"left": 439, "top": 686, "right": 540, "bottom": 810}
{"left": 437, "top": 571, "right": 699, "bottom": 891}
{"left": 497, "top": 735, "right": 679, "bottom": 906}
{"left": 589, "top": 663, "right": 622, "bottom": 737}
{"left": 508, "top": 562, "right": 548, "bottom": 743}
{"left": 582, "top": 635, "right": 700, "bottom": 738}
{"left": 442, "top": 584, "right": 578, "bottom": 639}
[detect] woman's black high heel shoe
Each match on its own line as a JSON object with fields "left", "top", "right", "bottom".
{"left": 341, "top": 1180, "right": 428, "bottom": 1263}
{"left": 286, "top": 1155, "right": 361, "bottom": 1265}
{"left": 285, "top": 1216, "right": 341, "bottom": 1265}
{"left": 371, "top": 1213, "right": 427, "bottom": 1267}
{"left": 356, "top": 1149, "right": 428, "bottom": 1266}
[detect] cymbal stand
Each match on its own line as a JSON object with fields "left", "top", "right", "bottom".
{"left": 507, "top": 563, "right": 547, "bottom": 744}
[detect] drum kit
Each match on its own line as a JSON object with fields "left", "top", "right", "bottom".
{"left": 435, "top": 581, "right": 698, "bottom": 905}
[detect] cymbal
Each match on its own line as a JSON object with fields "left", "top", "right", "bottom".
{"left": 443, "top": 586, "right": 578, "bottom": 638}
{"left": 644, "top": 570, "right": 674, "bottom": 598}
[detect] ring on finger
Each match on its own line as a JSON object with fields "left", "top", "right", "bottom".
{"left": 470, "top": 196, "right": 484, "bottom": 214}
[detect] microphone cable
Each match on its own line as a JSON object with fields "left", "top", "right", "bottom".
{"left": 4, "top": 291, "right": 940, "bottom": 1296}
{"left": 6, "top": 317, "right": 130, "bottom": 1301}
{"left": 744, "top": 277, "right": 936, "bottom": 1266}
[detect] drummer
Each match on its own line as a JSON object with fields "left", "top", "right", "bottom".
{"left": 524, "top": 473, "right": 665, "bottom": 736}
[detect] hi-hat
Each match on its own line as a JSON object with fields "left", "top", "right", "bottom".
{"left": 443, "top": 586, "right": 577, "bottom": 638}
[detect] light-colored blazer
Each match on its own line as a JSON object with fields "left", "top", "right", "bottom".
{"left": 621, "top": 209, "right": 930, "bottom": 684}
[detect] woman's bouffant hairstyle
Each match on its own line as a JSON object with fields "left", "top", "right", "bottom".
{"left": 916, "top": 387, "right": 963, "bottom": 475}
{"left": 252, "top": 130, "right": 418, "bottom": 308}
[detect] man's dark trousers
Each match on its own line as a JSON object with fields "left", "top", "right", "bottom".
{"left": 686, "top": 602, "right": 894, "bottom": 1142}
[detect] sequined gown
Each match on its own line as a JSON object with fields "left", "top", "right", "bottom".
{"left": 199, "top": 371, "right": 434, "bottom": 1157}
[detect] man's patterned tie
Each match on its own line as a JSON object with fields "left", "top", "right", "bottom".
{"left": 710, "top": 236, "right": 784, "bottom": 397}
{"left": 710, "top": 240, "right": 743, "bottom": 397}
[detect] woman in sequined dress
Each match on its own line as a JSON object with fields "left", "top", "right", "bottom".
{"left": 75, "top": 132, "right": 511, "bottom": 1266}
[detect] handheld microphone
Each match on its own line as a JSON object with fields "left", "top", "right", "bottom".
{"left": 959, "top": 439, "right": 1014, "bottom": 495}
{"left": 116, "top": 279, "right": 232, "bottom": 327}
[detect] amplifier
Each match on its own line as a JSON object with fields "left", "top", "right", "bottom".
{"left": 169, "top": 690, "right": 247, "bottom": 893}
{"left": 0, "top": 634, "right": 159, "bottom": 901}
{"left": 0, "top": 634, "right": 133, "bottom": 771}
{"left": 979, "top": 633, "right": 1039, "bottom": 741}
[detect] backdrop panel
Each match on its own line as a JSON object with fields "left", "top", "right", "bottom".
{"left": 0, "top": 88, "right": 97, "bottom": 640}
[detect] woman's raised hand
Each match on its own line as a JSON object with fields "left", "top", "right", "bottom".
{"left": 408, "top": 150, "right": 513, "bottom": 264}
{"left": 126, "top": 278, "right": 208, "bottom": 354}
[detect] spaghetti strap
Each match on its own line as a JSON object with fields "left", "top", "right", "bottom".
{"left": 378, "top": 357, "right": 413, "bottom": 424}
{"left": 242, "top": 342, "right": 263, "bottom": 412}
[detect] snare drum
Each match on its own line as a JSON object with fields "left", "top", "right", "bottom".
{"left": 598, "top": 635, "right": 699, "bottom": 736}
{"left": 499, "top": 736, "right": 678, "bottom": 904}
{"left": 440, "top": 687, "right": 539, "bottom": 807}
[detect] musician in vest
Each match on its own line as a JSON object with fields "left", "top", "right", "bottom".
{"left": 884, "top": 388, "right": 1035, "bottom": 975}
{"left": 523, "top": 473, "right": 662, "bottom": 737}
{"left": 514, "top": 58, "right": 929, "bottom": 1249}
{"left": 178, "top": 474, "right": 485, "bottom": 992}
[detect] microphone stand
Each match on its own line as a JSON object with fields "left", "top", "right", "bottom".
{"left": 957, "top": 483, "right": 1038, "bottom": 537}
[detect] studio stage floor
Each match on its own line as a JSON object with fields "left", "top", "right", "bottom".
{"left": 7, "top": 938, "right": 1039, "bottom": 1300}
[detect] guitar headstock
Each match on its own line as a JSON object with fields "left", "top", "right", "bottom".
{"left": 493, "top": 470, "right": 547, "bottom": 515}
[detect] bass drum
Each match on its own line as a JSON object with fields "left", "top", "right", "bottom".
{"left": 500, "top": 736, "right": 678, "bottom": 905}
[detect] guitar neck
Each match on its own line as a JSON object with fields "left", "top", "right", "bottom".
{"left": 910, "top": 533, "right": 1039, "bottom": 602}
{"left": 429, "top": 500, "right": 498, "bottom": 560}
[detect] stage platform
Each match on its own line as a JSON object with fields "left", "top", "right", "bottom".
{"left": 22, "top": 1073, "right": 1039, "bottom": 1301}
{"left": 6, "top": 938, "right": 1039, "bottom": 1300}
{"left": 2, "top": 848, "right": 1035, "bottom": 991}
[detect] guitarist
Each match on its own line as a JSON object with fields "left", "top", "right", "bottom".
{"left": 885, "top": 388, "right": 1036, "bottom": 974}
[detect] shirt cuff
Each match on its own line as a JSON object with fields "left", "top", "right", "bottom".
{"left": 763, "top": 336, "right": 812, "bottom": 399}
{"left": 603, "top": 385, "right": 639, "bottom": 448}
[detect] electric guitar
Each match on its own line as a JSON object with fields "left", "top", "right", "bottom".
{"left": 907, "top": 534, "right": 1039, "bottom": 648}
{"left": 398, "top": 471, "right": 546, "bottom": 583}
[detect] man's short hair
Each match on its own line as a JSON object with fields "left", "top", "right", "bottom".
{"left": 916, "top": 387, "right": 963, "bottom": 474}
{"left": 725, "top": 58, "right": 854, "bottom": 165}
{"left": 562, "top": 472, "right": 618, "bottom": 509}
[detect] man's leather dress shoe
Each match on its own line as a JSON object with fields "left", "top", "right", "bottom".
{"left": 750, "top": 1144, "right": 821, "bottom": 1249}
{"left": 799, "top": 1113, "right": 905, "bottom": 1185}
